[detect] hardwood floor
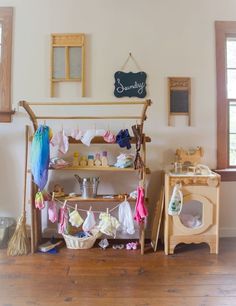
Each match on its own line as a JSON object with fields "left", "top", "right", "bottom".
{"left": 0, "top": 238, "right": 236, "bottom": 306}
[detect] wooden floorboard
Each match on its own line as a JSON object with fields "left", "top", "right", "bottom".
{"left": 0, "top": 238, "right": 236, "bottom": 306}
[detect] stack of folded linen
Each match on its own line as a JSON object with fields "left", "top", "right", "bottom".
{"left": 49, "top": 157, "right": 70, "bottom": 169}
{"left": 114, "top": 153, "right": 134, "bottom": 168}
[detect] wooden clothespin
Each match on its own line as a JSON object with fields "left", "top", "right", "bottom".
{"left": 52, "top": 192, "right": 55, "bottom": 201}
{"left": 63, "top": 200, "right": 67, "bottom": 208}
{"left": 106, "top": 208, "right": 109, "bottom": 214}
{"left": 89, "top": 206, "right": 92, "bottom": 212}
{"left": 75, "top": 204, "right": 78, "bottom": 211}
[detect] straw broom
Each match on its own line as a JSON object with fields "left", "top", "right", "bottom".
{"left": 7, "top": 125, "right": 30, "bottom": 256}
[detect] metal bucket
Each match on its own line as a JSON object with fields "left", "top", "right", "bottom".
{"left": 74, "top": 175, "right": 100, "bottom": 199}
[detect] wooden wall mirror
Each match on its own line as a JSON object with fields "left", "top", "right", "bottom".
{"left": 168, "top": 77, "right": 191, "bottom": 126}
{"left": 51, "top": 33, "right": 85, "bottom": 97}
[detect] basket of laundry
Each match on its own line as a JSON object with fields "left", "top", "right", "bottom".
{"left": 62, "top": 228, "right": 101, "bottom": 249}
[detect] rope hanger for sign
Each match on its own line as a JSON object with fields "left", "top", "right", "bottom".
{"left": 114, "top": 53, "right": 147, "bottom": 98}
{"left": 120, "top": 52, "right": 143, "bottom": 72}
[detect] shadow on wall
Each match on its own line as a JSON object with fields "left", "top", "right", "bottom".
{"left": 0, "top": 133, "right": 21, "bottom": 218}
{"left": 146, "top": 170, "right": 164, "bottom": 238}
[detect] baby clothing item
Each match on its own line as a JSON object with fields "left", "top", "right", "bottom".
{"left": 74, "top": 231, "right": 91, "bottom": 238}
{"left": 82, "top": 210, "right": 96, "bottom": 232}
{"left": 114, "top": 153, "right": 134, "bottom": 168}
{"left": 51, "top": 129, "right": 69, "bottom": 154}
{"left": 99, "top": 238, "right": 109, "bottom": 250}
{"left": 168, "top": 183, "right": 183, "bottom": 216}
{"left": 81, "top": 129, "right": 106, "bottom": 146}
{"left": 179, "top": 213, "right": 202, "bottom": 228}
{"left": 126, "top": 242, "right": 138, "bottom": 250}
{"left": 49, "top": 157, "right": 70, "bottom": 169}
{"left": 35, "top": 191, "right": 45, "bottom": 210}
{"left": 69, "top": 206, "right": 84, "bottom": 227}
{"left": 134, "top": 186, "right": 148, "bottom": 224}
{"left": 116, "top": 129, "right": 131, "bottom": 149}
{"left": 98, "top": 212, "right": 120, "bottom": 238}
{"left": 118, "top": 199, "right": 135, "bottom": 235}
{"left": 70, "top": 128, "right": 83, "bottom": 141}
{"left": 31, "top": 125, "right": 50, "bottom": 190}
{"left": 48, "top": 200, "right": 57, "bottom": 223}
{"left": 103, "top": 130, "right": 116, "bottom": 143}
{"left": 58, "top": 202, "right": 69, "bottom": 234}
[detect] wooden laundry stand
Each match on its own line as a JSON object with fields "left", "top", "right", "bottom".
{"left": 19, "top": 99, "right": 152, "bottom": 255}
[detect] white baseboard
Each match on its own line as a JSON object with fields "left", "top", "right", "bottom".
{"left": 220, "top": 227, "right": 236, "bottom": 237}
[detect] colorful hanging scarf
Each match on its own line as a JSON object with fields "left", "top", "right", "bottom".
{"left": 31, "top": 125, "right": 50, "bottom": 190}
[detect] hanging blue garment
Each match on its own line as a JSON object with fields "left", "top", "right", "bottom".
{"left": 31, "top": 125, "right": 50, "bottom": 190}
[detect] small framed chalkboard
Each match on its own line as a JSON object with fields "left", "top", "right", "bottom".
{"left": 168, "top": 77, "right": 191, "bottom": 126}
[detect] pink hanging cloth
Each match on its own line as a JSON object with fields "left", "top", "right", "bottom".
{"left": 47, "top": 192, "right": 58, "bottom": 223}
{"left": 58, "top": 201, "right": 68, "bottom": 234}
{"left": 134, "top": 186, "right": 148, "bottom": 224}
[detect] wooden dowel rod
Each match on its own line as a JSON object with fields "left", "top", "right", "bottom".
{"left": 27, "top": 101, "right": 148, "bottom": 106}
{"left": 36, "top": 116, "right": 142, "bottom": 120}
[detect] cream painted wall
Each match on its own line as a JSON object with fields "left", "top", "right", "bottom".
{"left": 0, "top": 0, "right": 236, "bottom": 237}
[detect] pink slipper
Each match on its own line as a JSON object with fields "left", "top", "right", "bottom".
{"left": 126, "top": 242, "right": 132, "bottom": 250}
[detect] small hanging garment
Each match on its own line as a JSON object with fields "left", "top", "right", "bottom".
{"left": 58, "top": 202, "right": 69, "bottom": 234}
{"left": 103, "top": 130, "right": 116, "bottom": 143}
{"left": 98, "top": 211, "right": 120, "bottom": 238}
{"left": 82, "top": 210, "right": 96, "bottom": 232}
{"left": 81, "top": 129, "right": 106, "bottom": 146}
{"left": 168, "top": 183, "right": 183, "bottom": 216}
{"left": 69, "top": 205, "right": 84, "bottom": 228}
{"left": 70, "top": 128, "right": 83, "bottom": 141}
{"left": 51, "top": 129, "right": 69, "bottom": 155}
{"left": 48, "top": 200, "right": 58, "bottom": 223}
{"left": 134, "top": 186, "right": 148, "bottom": 224}
{"left": 116, "top": 129, "right": 131, "bottom": 149}
{"left": 31, "top": 125, "right": 50, "bottom": 190}
{"left": 35, "top": 191, "right": 45, "bottom": 210}
{"left": 118, "top": 199, "right": 135, "bottom": 235}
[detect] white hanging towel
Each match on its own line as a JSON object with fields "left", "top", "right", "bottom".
{"left": 82, "top": 210, "right": 96, "bottom": 232}
{"left": 118, "top": 199, "right": 135, "bottom": 235}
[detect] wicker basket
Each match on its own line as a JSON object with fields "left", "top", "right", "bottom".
{"left": 62, "top": 229, "right": 101, "bottom": 249}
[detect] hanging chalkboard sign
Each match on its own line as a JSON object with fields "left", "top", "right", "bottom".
{"left": 114, "top": 71, "right": 147, "bottom": 98}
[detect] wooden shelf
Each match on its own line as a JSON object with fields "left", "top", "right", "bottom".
{"left": 68, "top": 136, "right": 151, "bottom": 144}
{"left": 49, "top": 165, "right": 151, "bottom": 174}
{"left": 56, "top": 195, "right": 137, "bottom": 202}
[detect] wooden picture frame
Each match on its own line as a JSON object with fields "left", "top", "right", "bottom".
{"left": 51, "top": 33, "right": 86, "bottom": 97}
{"left": 168, "top": 77, "right": 191, "bottom": 126}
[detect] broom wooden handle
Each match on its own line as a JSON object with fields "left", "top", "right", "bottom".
{"left": 23, "top": 125, "right": 29, "bottom": 213}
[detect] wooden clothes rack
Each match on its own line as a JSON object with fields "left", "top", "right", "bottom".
{"left": 19, "top": 99, "right": 152, "bottom": 255}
